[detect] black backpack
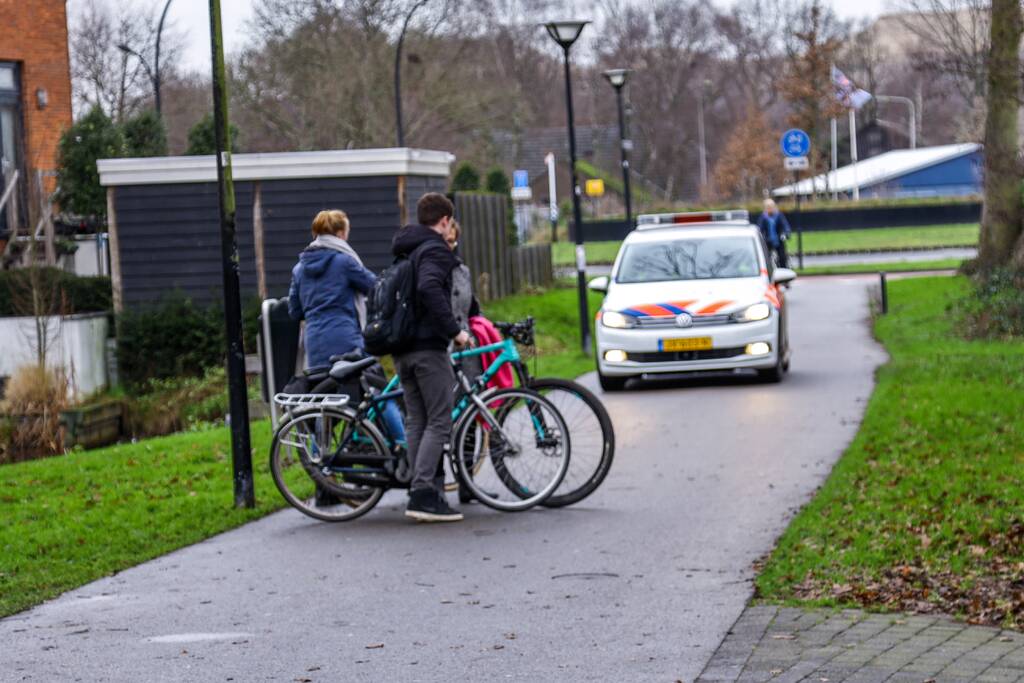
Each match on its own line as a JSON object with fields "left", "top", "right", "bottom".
{"left": 362, "top": 247, "right": 423, "bottom": 356}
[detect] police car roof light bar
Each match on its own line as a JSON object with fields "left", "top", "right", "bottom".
{"left": 635, "top": 209, "right": 749, "bottom": 229}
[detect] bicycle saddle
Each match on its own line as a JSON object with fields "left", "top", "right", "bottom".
{"left": 329, "top": 349, "right": 369, "bottom": 363}
{"left": 329, "top": 356, "right": 377, "bottom": 382}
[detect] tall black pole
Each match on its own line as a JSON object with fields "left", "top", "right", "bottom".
{"left": 394, "top": 31, "right": 405, "bottom": 147}
{"left": 154, "top": 0, "right": 173, "bottom": 117}
{"left": 562, "top": 47, "right": 590, "bottom": 353}
{"left": 209, "top": 0, "right": 254, "bottom": 508}
{"left": 614, "top": 86, "right": 633, "bottom": 230}
{"left": 394, "top": 0, "right": 428, "bottom": 148}
{"left": 794, "top": 170, "right": 804, "bottom": 270}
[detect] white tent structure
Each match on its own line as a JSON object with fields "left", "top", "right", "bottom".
{"left": 773, "top": 143, "right": 982, "bottom": 199}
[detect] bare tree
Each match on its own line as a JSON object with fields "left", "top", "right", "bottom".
{"left": 895, "top": 0, "right": 989, "bottom": 101}
{"left": 596, "top": 0, "right": 718, "bottom": 200}
{"left": 777, "top": 0, "right": 848, "bottom": 187}
{"left": 711, "top": 0, "right": 791, "bottom": 114}
{"left": 712, "top": 106, "right": 786, "bottom": 202}
{"left": 69, "top": 0, "right": 184, "bottom": 122}
{"left": 232, "top": 0, "right": 524, "bottom": 154}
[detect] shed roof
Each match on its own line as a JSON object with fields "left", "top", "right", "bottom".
{"left": 772, "top": 143, "right": 981, "bottom": 197}
{"left": 98, "top": 148, "right": 454, "bottom": 187}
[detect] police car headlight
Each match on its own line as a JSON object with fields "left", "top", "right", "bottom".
{"left": 601, "top": 311, "right": 636, "bottom": 329}
{"left": 735, "top": 302, "right": 771, "bottom": 322}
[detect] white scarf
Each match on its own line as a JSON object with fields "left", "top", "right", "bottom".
{"left": 308, "top": 234, "right": 368, "bottom": 327}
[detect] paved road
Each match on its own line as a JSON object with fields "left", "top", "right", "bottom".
{"left": 1, "top": 277, "right": 886, "bottom": 682}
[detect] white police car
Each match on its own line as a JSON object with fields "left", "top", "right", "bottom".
{"left": 589, "top": 210, "right": 796, "bottom": 391}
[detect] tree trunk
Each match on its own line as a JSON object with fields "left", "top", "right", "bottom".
{"left": 977, "top": 0, "right": 1023, "bottom": 270}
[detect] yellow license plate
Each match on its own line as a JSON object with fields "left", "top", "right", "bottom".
{"left": 660, "top": 336, "right": 712, "bottom": 352}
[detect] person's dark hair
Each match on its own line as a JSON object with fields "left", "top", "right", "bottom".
{"left": 417, "top": 192, "right": 454, "bottom": 226}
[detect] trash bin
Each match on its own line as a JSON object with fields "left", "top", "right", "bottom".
{"left": 259, "top": 298, "right": 301, "bottom": 428}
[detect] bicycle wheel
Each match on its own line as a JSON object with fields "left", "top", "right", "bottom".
{"left": 453, "top": 388, "right": 570, "bottom": 512}
{"left": 527, "top": 378, "right": 615, "bottom": 507}
{"left": 270, "top": 409, "right": 385, "bottom": 522}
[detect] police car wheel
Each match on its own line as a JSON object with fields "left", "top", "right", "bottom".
{"left": 598, "top": 371, "right": 629, "bottom": 392}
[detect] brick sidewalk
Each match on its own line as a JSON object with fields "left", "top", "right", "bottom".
{"left": 697, "top": 606, "right": 1024, "bottom": 683}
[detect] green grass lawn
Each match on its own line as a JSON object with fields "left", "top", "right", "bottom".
{"left": 756, "top": 276, "right": 1024, "bottom": 627}
{"left": 552, "top": 224, "right": 979, "bottom": 266}
{"left": 0, "top": 284, "right": 602, "bottom": 618}
{"left": 796, "top": 258, "right": 964, "bottom": 276}
{"left": 798, "top": 224, "right": 978, "bottom": 254}
{"left": 484, "top": 283, "right": 603, "bottom": 379}
{"left": 0, "top": 422, "right": 281, "bottom": 617}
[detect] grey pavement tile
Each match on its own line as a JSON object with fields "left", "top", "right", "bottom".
{"left": 776, "top": 608, "right": 809, "bottom": 624}
{"left": 771, "top": 660, "right": 820, "bottom": 683}
{"left": 996, "top": 653, "right": 1024, "bottom": 669}
{"left": 974, "top": 668, "right": 1024, "bottom": 683}
{"left": 840, "top": 666, "right": 895, "bottom": 683}
{"left": 886, "top": 672, "right": 939, "bottom": 683}
{"left": 698, "top": 661, "right": 746, "bottom": 683}
{"left": 737, "top": 666, "right": 786, "bottom": 683}
{"left": 807, "top": 663, "right": 863, "bottom": 680}
{"left": 938, "top": 662, "right": 992, "bottom": 678}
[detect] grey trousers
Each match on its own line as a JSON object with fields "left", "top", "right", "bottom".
{"left": 395, "top": 349, "right": 455, "bottom": 494}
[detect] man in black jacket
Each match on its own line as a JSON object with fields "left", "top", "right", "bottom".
{"left": 393, "top": 193, "right": 470, "bottom": 522}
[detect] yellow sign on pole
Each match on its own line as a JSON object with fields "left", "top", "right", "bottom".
{"left": 585, "top": 178, "right": 605, "bottom": 197}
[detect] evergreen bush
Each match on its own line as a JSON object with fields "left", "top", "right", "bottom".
{"left": 186, "top": 113, "right": 239, "bottom": 155}
{"left": 116, "top": 295, "right": 261, "bottom": 387}
{"left": 54, "top": 106, "right": 124, "bottom": 219}
{"left": 450, "top": 162, "right": 481, "bottom": 192}
{"left": 122, "top": 110, "right": 169, "bottom": 158}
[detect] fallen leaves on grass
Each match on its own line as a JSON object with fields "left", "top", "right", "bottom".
{"left": 793, "top": 558, "right": 1024, "bottom": 628}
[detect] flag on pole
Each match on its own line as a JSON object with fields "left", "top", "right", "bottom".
{"left": 831, "top": 65, "right": 872, "bottom": 110}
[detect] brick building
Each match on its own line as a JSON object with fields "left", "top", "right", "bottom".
{"left": 0, "top": 0, "right": 73, "bottom": 233}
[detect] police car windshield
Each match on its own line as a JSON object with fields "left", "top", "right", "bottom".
{"left": 616, "top": 236, "right": 760, "bottom": 283}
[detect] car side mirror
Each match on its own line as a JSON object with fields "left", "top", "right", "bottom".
{"left": 588, "top": 276, "right": 609, "bottom": 293}
{"left": 772, "top": 268, "right": 797, "bottom": 285}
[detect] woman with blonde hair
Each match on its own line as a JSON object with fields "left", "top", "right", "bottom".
{"left": 289, "top": 209, "right": 406, "bottom": 445}
{"left": 288, "top": 209, "right": 377, "bottom": 367}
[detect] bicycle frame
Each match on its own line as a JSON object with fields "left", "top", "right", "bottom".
{"left": 323, "top": 338, "right": 546, "bottom": 480}
{"left": 366, "top": 337, "right": 522, "bottom": 435}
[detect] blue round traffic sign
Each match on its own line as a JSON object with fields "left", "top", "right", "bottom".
{"left": 780, "top": 129, "right": 810, "bottom": 158}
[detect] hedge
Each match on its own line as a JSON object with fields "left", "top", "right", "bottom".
{"left": 0, "top": 268, "right": 112, "bottom": 316}
{"left": 116, "top": 294, "right": 262, "bottom": 387}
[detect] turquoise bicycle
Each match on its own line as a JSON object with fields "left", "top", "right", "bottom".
{"left": 269, "top": 333, "right": 571, "bottom": 522}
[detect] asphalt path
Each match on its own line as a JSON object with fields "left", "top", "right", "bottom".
{"left": 1, "top": 277, "right": 887, "bottom": 682}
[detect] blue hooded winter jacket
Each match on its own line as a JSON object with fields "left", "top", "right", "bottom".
{"left": 288, "top": 248, "right": 377, "bottom": 367}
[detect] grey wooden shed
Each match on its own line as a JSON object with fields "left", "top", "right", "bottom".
{"left": 97, "top": 148, "right": 452, "bottom": 311}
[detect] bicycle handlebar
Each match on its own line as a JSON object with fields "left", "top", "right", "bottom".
{"left": 492, "top": 317, "right": 535, "bottom": 346}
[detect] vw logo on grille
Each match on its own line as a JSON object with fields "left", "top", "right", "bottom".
{"left": 675, "top": 313, "right": 693, "bottom": 328}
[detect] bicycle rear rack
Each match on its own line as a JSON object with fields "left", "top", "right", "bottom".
{"left": 273, "top": 393, "right": 350, "bottom": 409}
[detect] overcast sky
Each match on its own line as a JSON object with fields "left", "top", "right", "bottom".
{"left": 67, "top": 0, "right": 896, "bottom": 74}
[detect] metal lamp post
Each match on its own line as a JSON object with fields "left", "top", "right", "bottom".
{"left": 874, "top": 94, "right": 917, "bottom": 149}
{"left": 602, "top": 68, "right": 633, "bottom": 231}
{"left": 697, "top": 78, "right": 711, "bottom": 191}
{"left": 208, "top": 0, "right": 254, "bottom": 508}
{"left": 117, "top": 0, "right": 173, "bottom": 116}
{"left": 544, "top": 19, "right": 590, "bottom": 353}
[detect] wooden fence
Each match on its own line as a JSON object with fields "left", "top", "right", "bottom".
{"left": 454, "top": 193, "right": 552, "bottom": 301}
